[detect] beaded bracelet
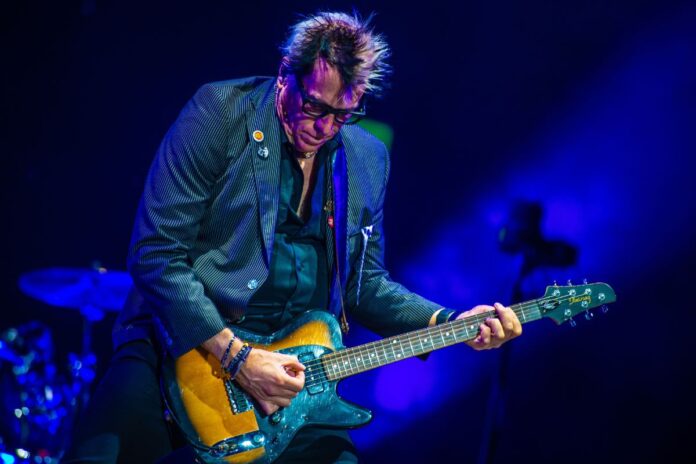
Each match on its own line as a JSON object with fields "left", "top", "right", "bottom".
{"left": 219, "top": 333, "right": 237, "bottom": 369}
{"left": 224, "top": 343, "right": 252, "bottom": 380}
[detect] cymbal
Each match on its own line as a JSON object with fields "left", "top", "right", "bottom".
{"left": 19, "top": 267, "right": 132, "bottom": 312}
{"left": 0, "top": 339, "right": 23, "bottom": 366}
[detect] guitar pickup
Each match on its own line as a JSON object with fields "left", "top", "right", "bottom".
{"left": 298, "top": 352, "right": 326, "bottom": 395}
{"left": 305, "top": 367, "right": 325, "bottom": 395}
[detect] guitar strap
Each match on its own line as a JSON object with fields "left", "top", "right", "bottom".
{"left": 325, "top": 146, "right": 350, "bottom": 333}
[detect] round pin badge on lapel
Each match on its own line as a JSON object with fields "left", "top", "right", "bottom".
{"left": 252, "top": 130, "right": 264, "bottom": 143}
{"left": 257, "top": 147, "right": 269, "bottom": 159}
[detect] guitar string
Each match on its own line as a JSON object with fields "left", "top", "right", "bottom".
{"left": 298, "top": 303, "right": 560, "bottom": 386}
{"left": 300, "top": 305, "right": 541, "bottom": 388}
{"left": 301, "top": 290, "right": 586, "bottom": 372}
{"left": 305, "top": 291, "right": 606, "bottom": 385}
{"left": 299, "top": 292, "right": 603, "bottom": 388}
{"left": 306, "top": 296, "right": 573, "bottom": 386}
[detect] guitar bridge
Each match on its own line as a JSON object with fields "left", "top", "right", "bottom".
{"left": 225, "top": 378, "right": 252, "bottom": 414}
{"left": 207, "top": 431, "right": 266, "bottom": 459}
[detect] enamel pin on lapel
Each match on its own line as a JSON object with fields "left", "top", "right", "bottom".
{"left": 252, "top": 130, "right": 264, "bottom": 142}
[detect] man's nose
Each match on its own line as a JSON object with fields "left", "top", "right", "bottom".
{"left": 314, "top": 114, "right": 337, "bottom": 137}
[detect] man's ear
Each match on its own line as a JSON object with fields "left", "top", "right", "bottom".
{"left": 277, "top": 57, "right": 291, "bottom": 86}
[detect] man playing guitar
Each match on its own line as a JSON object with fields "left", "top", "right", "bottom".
{"left": 64, "top": 11, "right": 521, "bottom": 463}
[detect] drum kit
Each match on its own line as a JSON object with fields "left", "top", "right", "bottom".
{"left": 1, "top": 267, "right": 131, "bottom": 463}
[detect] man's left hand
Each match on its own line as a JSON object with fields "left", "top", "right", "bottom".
{"left": 459, "top": 302, "right": 522, "bottom": 350}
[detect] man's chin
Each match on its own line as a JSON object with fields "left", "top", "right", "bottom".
{"left": 295, "top": 139, "right": 322, "bottom": 153}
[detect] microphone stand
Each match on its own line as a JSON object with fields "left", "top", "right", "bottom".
{"left": 476, "top": 201, "right": 577, "bottom": 464}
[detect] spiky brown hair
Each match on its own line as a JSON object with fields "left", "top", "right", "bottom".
{"left": 280, "top": 11, "right": 391, "bottom": 96}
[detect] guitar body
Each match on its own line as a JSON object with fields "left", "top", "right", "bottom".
{"left": 160, "top": 282, "right": 615, "bottom": 463}
{"left": 161, "top": 311, "right": 372, "bottom": 463}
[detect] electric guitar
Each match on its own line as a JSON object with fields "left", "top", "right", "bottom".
{"left": 161, "top": 282, "right": 616, "bottom": 463}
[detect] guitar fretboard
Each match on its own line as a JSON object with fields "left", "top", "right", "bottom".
{"left": 321, "top": 300, "right": 544, "bottom": 381}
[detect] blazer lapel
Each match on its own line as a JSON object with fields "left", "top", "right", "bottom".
{"left": 247, "top": 79, "right": 281, "bottom": 265}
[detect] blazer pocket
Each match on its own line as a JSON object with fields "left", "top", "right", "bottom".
{"left": 349, "top": 224, "right": 375, "bottom": 305}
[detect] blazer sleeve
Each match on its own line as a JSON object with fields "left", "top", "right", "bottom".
{"left": 345, "top": 142, "right": 444, "bottom": 337}
{"left": 127, "top": 83, "right": 232, "bottom": 358}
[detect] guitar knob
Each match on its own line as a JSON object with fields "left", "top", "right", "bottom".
{"left": 270, "top": 411, "right": 283, "bottom": 424}
{"left": 553, "top": 280, "right": 558, "bottom": 287}
{"left": 601, "top": 305, "right": 609, "bottom": 314}
{"left": 569, "top": 317, "right": 577, "bottom": 328}
{"left": 584, "top": 310, "right": 594, "bottom": 321}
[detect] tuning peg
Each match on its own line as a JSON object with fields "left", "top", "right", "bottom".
{"left": 553, "top": 280, "right": 558, "bottom": 287}
{"left": 569, "top": 317, "right": 576, "bottom": 328}
{"left": 601, "top": 305, "right": 609, "bottom": 314}
{"left": 567, "top": 279, "right": 573, "bottom": 286}
{"left": 583, "top": 278, "right": 588, "bottom": 285}
{"left": 584, "top": 310, "right": 594, "bottom": 321}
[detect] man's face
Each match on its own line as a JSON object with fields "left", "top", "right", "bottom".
{"left": 278, "top": 58, "right": 364, "bottom": 153}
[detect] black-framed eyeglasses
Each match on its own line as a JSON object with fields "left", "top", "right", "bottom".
{"left": 295, "top": 75, "right": 366, "bottom": 125}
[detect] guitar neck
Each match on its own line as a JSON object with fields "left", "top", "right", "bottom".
{"left": 321, "top": 299, "right": 545, "bottom": 381}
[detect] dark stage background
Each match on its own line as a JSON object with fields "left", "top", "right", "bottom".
{"left": 2, "top": 1, "right": 695, "bottom": 463}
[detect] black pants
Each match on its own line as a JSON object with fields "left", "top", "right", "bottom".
{"left": 62, "top": 340, "right": 358, "bottom": 463}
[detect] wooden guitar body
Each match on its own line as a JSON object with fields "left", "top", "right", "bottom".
{"left": 162, "top": 311, "right": 372, "bottom": 463}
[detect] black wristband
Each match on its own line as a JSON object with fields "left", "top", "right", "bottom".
{"left": 224, "top": 343, "right": 252, "bottom": 379}
{"left": 436, "top": 309, "right": 458, "bottom": 325}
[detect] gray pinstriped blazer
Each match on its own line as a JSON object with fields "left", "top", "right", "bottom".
{"left": 115, "top": 77, "right": 442, "bottom": 358}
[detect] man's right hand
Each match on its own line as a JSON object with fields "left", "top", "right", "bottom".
{"left": 202, "top": 328, "right": 306, "bottom": 415}
{"left": 234, "top": 348, "right": 305, "bottom": 415}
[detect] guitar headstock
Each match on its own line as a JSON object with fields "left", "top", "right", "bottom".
{"left": 539, "top": 281, "right": 616, "bottom": 325}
